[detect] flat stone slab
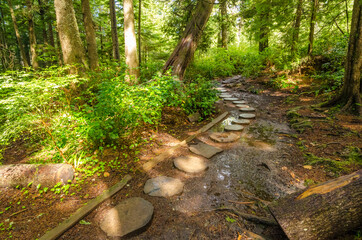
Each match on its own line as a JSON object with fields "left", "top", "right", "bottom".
{"left": 219, "top": 89, "right": 227, "bottom": 93}
{"left": 100, "top": 197, "right": 154, "bottom": 237}
{"left": 174, "top": 155, "right": 208, "bottom": 173}
{"left": 144, "top": 176, "right": 184, "bottom": 197}
{"left": 233, "top": 100, "right": 247, "bottom": 104}
{"left": 232, "top": 119, "right": 251, "bottom": 125}
{"left": 224, "top": 125, "right": 244, "bottom": 131}
{"left": 239, "top": 113, "right": 256, "bottom": 119}
{"left": 220, "top": 94, "right": 232, "bottom": 98}
{"left": 224, "top": 97, "right": 239, "bottom": 101}
{"left": 240, "top": 107, "right": 256, "bottom": 112}
{"left": 236, "top": 104, "right": 250, "bottom": 108}
{"left": 189, "top": 142, "right": 223, "bottom": 158}
{"left": 210, "top": 132, "right": 240, "bottom": 143}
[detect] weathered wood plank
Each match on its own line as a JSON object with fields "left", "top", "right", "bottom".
{"left": 39, "top": 175, "right": 132, "bottom": 240}
{"left": 142, "top": 112, "right": 229, "bottom": 171}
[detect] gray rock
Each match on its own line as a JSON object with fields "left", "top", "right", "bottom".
{"left": 210, "top": 132, "right": 240, "bottom": 143}
{"left": 174, "top": 155, "right": 208, "bottom": 173}
{"left": 219, "top": 89, "right": 227, "bottom": 93}
{"left": 233, "top": 100, "right": 247, "bottom": 104}
{"left": 189, "top": 142, "right": 223, "bottom": 158}
{"left": 188, "top": 112, "right": 201, "bottom": 122}
{"left": 100, "top": 197, "right": 154, "bottom": 237}
{"left": 220, "top": 94, "right": 232, "bottom": 98}
{"left": 240, "top": 107, "right": 255, "bottom": 112}
{"left": 224, "top": 125, "right": 244, "bottom": 131}
{"left": 232, "top": 119, "right": 251, "bottom": 125}
{"left": 239, "top": 113, "right": 256, "bottom": 119}
{"left": 236, "top": 104, "right": 249, "bottom": 108}
{"left": 144, "top": 176, "right": 184, "bottom": 197}
{"left": 224, "top": 97, "right": 239, "bottom": 101}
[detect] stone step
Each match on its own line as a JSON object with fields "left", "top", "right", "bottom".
{"left": 144, "top": 176, "right": 184, "bottom": 197}
{"left": 240, "top": 107, "right": 256, "bottom": 112}
{"left": 100, "top": 197, "right": 154, "bottom": 237}
{"left": 220, "top": 94, "right": 232, "bottom": 98}
{"left": 224, "top": 125, "right": 244, "bottom": 131}
{"left": 236, "top": 104, "right": 249, "bottom": 108}
{"left": 224, "top": 97, "right": 239, "bottom": 101}
{"left": 210, "top": 132, "right": 240, "bottom": 143}
{"left": 233, "top": 100, "right": 247, "bottom": 104}
{"left": 239, "top": 113, "right": 256, "bottom": 119}
{"left": 232, "top": 119, "right": 251, "bottom": 125}
{"left": 174, "top": 155, "right": 208, "bottom": 173}
{"left": 189, "top": 142, "right": 223, "bottom": 159}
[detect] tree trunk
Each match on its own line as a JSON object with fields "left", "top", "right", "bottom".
{"left": 307, "top": 0, "right": 319, "bottom": 56}
{"left": 124, "top": 0, "right": 140, "bottom": 81}
{"left": 7, "top": 0, "right": 29, "bottom": 68}
{"left": 258, "top": 3, "right": 269, "bottom": 53}
{"left": 81, "top": 0, "right": 99, "bottom": 70}
{"left": 26, "top": 0, "right": 39, "bottom": 70}
{"left": 109, "top": 0, "right": 120, "bottom": 60}
{"left": 291, "top": 0, "right": 303, "bottom": 59}
{"left": 54, "top": 0, "right": 88, "bottom": 71}
{"left": 322, "top": 0, "right": 362, "bottom": 115}
{"left": 138, "top": 0, "right": 141, "bottom": 66}
{"left": 38, "top": 0, "right": 48, "bottom": 45}
{"left": 163, "top": 0, "right": 215, "bottom": 79}
{"left": 269, "top": 170, "right": 362, "bottom": 240}
{"left": 0, "top": 164, "right": 74, "bottom": 188}
{"left": 220, "top": 0, "right": 228, "bottom": 49}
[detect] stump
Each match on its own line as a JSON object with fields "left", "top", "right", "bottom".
{"left": 0, "top": 164, "right": 74, "bottom": 188}
{"left": 269, "top": 170, "right": 362, "bottom": 240}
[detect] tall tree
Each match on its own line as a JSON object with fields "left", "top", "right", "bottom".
{"left": 308, "top": 0, "right": 319, "bottom": 55}
{"left": 81, "top": 0, "right": 99, "bottom": 69}
{"left": 291, "top": 0, "right": 303, "bottom": 59}
{"left": 26, "top": 0, "right": 39, "bottom": 69}
{"left": 7, "top": 0, "right": 29, "bottom": 68}
{"left": 138, "top": 0, "right": 141, "bottom": 66}
{"left": 54, "top": 0, "right": 88, "bottom": 70}
{"left": 124, "top": 0, "right": 140, "bottom": 81}
{"left": 109, "top": 0, "right": 120, "bottom": 60}
{"left": 323, "top": 0, "right": 362, "bottom": 115}
{"left": 258, "top": 0, "right": 270, "bottom": 52}
{"left": 38, "top": 0, "right": 48, "bottom": 44}
{"left": 220, "top": 0, "right": 228, "bottom": 49}
{"left": 163, "top": 0, "right": 216, "bottom": 79}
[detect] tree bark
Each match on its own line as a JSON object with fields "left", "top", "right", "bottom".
{"left": 81, "top": 0, "right": 99, "bottom": 70}
{"left": 258, "top": 3, "right": 269, "bottom": 53}
{"left": 26, "top": 0, "right": 39, "bottom": 70}
{"left": 163, "top": 0, "right": 216, "bottom": 79}
{"left": 322, "top": 0, "right": 362, "bottom": 115}
{"left": 308, "top": 0, "right": 319, "bottom": 56}
{"left": 54, "top": 0, "right": 88, "bottom": 71}
{"left": 109, "top": 0, "right": 120, "bottom": 60}
{"left": 38, "top": 0, "right": 48, "bottom": 45}
{"left": 138, "top": 0, "right": 141, "bottom": 66}
{"left": 269, "top": 170, "right": 362, "bottom": 240}
{"left": 7, "top": 0, "right": 29, "bottom": 68}
{"left": 220, "top": 0, "right": 228, "bottom": 49}
{"left": 124, "top": 0, "right": 140, "bottom": 81}
{"left": 0, "top": 164, "right": 74, "bottom": 188}
{"left": 291, "top": 0, "right": 303, "bottom": 59}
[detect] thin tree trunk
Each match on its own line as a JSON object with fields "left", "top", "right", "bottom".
{"left": 48, "top": 21, "right": 55, "bottom": 47}
{"left": 346, "top": 0, "right": 349, "bottom": 34}
{"left": 124, "top": 0, "right": 140, "bottom": 81}
{"left": 138, "top": 0, "right": 141, "bottom": 66}
{"left": 81, "top": 0, "right": 99, "bottom": 69}
{"left": 38, "top": 0, "right": 48, "bottom": 44}
{"left": 220, "top": 0, "right": 228, "bottom": 49}
{"left": 259, "top": 3, "right": 269, "bottom": 53}
{"left": 291, "top": 0, "right": 303, "bottom": 59}
{"left": 27, "top": 0, "right": 39, "bottom": 69}
{"left": 7, "top": 0, "right": 29, "bottom": 68}
{"left": 109, "top": 0, "right": 120, "bottom": 60}
{"left": 308, "top": 0, "right": 319, "bottom": 56}
{"left": 54, "top": 0, "right": 88, "bottom": 71}
{"left": 163, "top": 0, "right": 215, "bottom": 79}
{"left": 323, "top": 0, "right": 361, "bottom": 115}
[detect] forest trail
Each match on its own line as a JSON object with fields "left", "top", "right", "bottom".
{"left": 91, "top": 75, "right": 307, "bottom": 239}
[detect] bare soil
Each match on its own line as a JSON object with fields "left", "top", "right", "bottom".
{"left": 0, "top": 74, "right": 361, "bottom": 240}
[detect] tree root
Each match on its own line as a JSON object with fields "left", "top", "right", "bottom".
{"left": 214, "top": 206, "right": 278, "bottom": 226}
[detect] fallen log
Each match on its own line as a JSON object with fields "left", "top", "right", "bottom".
{"left": 0, "top": 164, "right": 74, "bottom": 188}
{"left": 269, "top": 170, "right": 362, "bottom": 240}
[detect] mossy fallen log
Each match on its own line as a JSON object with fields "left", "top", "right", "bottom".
{"left": 269, "top": 170, "right": 362, "bottom": 240}
{"left": 0, "top": 164, "right": 74, "bottom": 188}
